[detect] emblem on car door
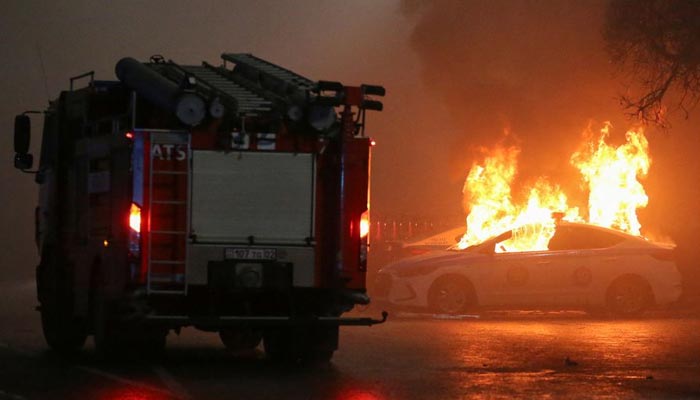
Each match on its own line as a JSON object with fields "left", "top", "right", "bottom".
{"left": 507, "top": 265, "right": 529, "bottom": 286}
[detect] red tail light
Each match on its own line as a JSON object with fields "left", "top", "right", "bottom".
{"left": 360, "top": 210, "right": 370, "bottom": 239}
{"left": 128, "top": 202, "right": 144, "bottom": 283}
{"left": 359, "top": 209, "right": 370, "bottom": 271}
{"left": 129, "top": 203, "right": 141, "bottom": 233}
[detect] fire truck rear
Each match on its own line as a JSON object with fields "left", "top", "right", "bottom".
{"left": 13, "top": 54, "right": 386, "bottom": 360}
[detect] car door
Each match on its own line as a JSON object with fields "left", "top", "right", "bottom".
{"left": 543, "top": 225, "right": 628, "bottom": 307}
{"left": 492, "top": 250, "right": 552, "bottom": 307}
{"left": 474, "top": 231, "right": 559, "bottom": 307}
{"left": 474, "top": 224, "right": 621, "bottom": 308}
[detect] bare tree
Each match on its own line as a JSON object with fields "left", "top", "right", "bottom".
{"left": 604, "top": 0, "right": 700, "bottom": 125}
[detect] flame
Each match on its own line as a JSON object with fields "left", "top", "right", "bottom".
{"left": 458, "top": 123, "right": 650, "bottom": 252}
{"left": 570, "top": 122, "right": 650, "bottom": 235}
{"left": 458, "top": 145, "right": 520, "bottom": 248}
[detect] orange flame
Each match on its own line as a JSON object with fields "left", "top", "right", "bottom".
{"left": 458, "top": 123, "right": 650, "bottom": 252}
{"left": 570, "top": 122, "right": 650, "bottom": 235}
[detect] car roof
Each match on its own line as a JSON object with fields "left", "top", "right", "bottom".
{"left": 478, "top": 220, "right": 656, "bottom": 248}
{"left": 550, "top": 220, "right": 673, "bottom": 248}
{"left": 556, "top": 221, "right": 640, "bottom": 238}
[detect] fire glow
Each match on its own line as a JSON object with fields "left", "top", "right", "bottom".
{"left": 458, "top": 123, "right": 651, "bottom": 252}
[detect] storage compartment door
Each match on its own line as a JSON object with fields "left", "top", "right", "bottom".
{"left": 191, "top": 151, "right": 314, "bottom": 245}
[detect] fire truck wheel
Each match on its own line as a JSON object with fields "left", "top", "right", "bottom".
{"left": 262, "top": 330, "right": 293, "bottom": 361}
{"left": 133, "top": 329, "right": 168, "bottom": 356}
{"left": 304, "top": 347, "right": 334, "bottom": 363}
{"left": 219, "top": 328, "right": 262, "bottom": 351}
{"left": 94, "top": 312, "right": 167, "bottom": 358}
{"left": 263, "top": 326, "right": 337, "bottom": 363}
{"left": 92, "top": 293, "right": 167, "bottom": 358}
{"left": 306, "top": 325, "right": 337, "bottom": 363}
{"left": 37, "top": 259, "right": 87, "bottom": 354}
{"left": 606, "top": 275, "right": 653, "bottom": 316}
{"left": 40, "top": 302, "right": 87, "bottom": 354}
{"left": 93, "top": 296, "right": 122, "bottom": 358}
{"left": 428, "top": 275, "right": 477, "bottom": 315}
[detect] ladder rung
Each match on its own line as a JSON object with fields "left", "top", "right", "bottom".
{"left": 151, "top": 277, "right": 184, "bottom": 283}
{"left": 151, "top": 260, "right": 186, "bottom": 264}
{"left": 148, "top": 289, "right": 187, "bottom": 294}
{"left": 152, "top": 170, "right": 188, "bottom": 175}
{"left": 150, "top": 272, "right": 185, "bottom": 280}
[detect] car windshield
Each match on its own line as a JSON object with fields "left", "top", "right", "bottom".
{"left": 448, "top": 230, "right": 513, "bottom": 252}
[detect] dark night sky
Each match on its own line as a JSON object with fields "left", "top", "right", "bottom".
{"left": 2, "top": 1, "right": 700, "bottom": 286}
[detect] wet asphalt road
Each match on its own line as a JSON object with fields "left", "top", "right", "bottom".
{"left": 0, "top": 280, "right": 699, "bottom": 400}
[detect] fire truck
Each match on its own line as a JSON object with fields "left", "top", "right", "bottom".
{"left": 13, "top": 53, "right": 386, "bottom": 360}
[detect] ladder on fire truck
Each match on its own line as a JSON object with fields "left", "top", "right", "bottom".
{"left": 146, "top": 132, "right": 190, "bottom": 295}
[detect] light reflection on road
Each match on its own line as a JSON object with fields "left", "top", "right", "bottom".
{"left": 1, "top": 281, "right": 699, "bottom": 400}
{"left": 404, "top": 316, "right": 699, "bottom": 398}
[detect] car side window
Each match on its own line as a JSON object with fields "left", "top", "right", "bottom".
{"left": 548, "top": 226, "right": 625, "bottom": 250}
{"left": 494, "top": 224, "right": 551, "bottom": 253}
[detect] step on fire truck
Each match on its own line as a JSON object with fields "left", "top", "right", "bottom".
{"left": 13, "top": 53, "right": 386, "bottom": 361}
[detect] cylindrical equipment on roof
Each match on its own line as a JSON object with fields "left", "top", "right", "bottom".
{"left": 115, "top": 57, "right": 206, "bottom": 126}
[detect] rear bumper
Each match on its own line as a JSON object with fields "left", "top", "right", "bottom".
{"left": 142, "top": 312, "right": 388, "bottom": 328}
{"left": 114, "top": 286, "right": 384, "bottom": 329}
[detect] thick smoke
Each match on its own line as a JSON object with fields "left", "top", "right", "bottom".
{"left": 401, "top": 0, "right": 619, "bottom": 194}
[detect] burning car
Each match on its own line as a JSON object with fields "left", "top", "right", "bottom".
{"left": 381, "top": 227, "right": 465, "bottom": 261}
{"left": 373, "top": 221, "right": 682, "bottom": 315}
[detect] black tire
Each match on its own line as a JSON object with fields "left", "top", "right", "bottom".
{"left": 263, "top": 329, "right": 294, "bottom": 361}
{"left": 92, "top": 294, "right": 123, "bottom": 358}
{"left": 134, "top": 329, "right": 168, "bottom": 357}
{"left": 94, "top": 317, "right": 167, "bottom": 359}
{"left": 92, "top": 291, "right": 167, "bottom": 359}
{"left": 37, "top": 256, "right": 87, "bottom": 354}
{"left": 263, "top": 326, "right": 337, "bottom": 363}
{"left": 40, "top": 303, "right": 87, "bottom": 354}
{"left": 219, "top": 328, "right": 262, "bottom": 351}
{"left": 606, "top": 275, "right": 653, "bottom": 316}
{"left": 428, "top": 275, "right": 476, "bottom": 315}
{"left": 303, "top": 325, "right": 337, "bottom": 363}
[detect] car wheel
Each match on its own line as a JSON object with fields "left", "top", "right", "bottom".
{"left": 428, "top": 276, "right": 476, "bottom": 315}
{"left": 606, "top": 275, "right": 653, "bottom": 316}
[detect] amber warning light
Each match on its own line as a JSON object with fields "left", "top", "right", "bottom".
{"left": 360, "top": 210, "right": 370, "bottom": 239}
{"left": 129, "top": 203, "right": 141, "bottom": 232}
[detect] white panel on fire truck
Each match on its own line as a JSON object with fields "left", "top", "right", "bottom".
{"left": 191, "top": 151, "right": 314, "bottom": 244}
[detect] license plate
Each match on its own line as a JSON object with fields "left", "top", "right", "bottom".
{"left": 224, "top": 247, "right": 277, "bottom": 261}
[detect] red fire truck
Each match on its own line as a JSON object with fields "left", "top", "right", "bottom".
{"left": 13, "top": 53, "right": 386, "bottom": 361}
